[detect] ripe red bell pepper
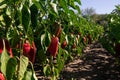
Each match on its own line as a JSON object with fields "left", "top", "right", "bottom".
{"left": 0, "top": 72, "right": 5, "bottom": 80}
{"left": 23, "top": 41, "right": 31, "bottom": 56}
{"left": 47, "top": 36, "right": 59, "bottom": 57}
{"left": 27, "top": 42, "right": 36, "bottom": 63}
{"left": 23, "top": 40, "right": 37, "bottom": 63}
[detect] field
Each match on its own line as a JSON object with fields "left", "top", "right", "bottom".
{"left": 0, "top": 0, "right": 120, "bottom": 80}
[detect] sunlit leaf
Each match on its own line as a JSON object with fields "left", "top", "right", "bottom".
{"left": 41, "top": 33, "right": 45, "bottom": 48}
{"left": 50, "top": 2, "right": 58, "bottom": 14}
{"left": 75, "top": 5, "right": 81, "bottom": 14}
{"left": 23, "top": 68, "right": 38, "bottom": 80}
{"left": 0, "top": 1, "right": 6, "bottom": 9}
{"left": 43, "top": 65, "right": 51, "bottom": 76}
{"left": 0, "top": 45, "right": 10, "bottom": 77}
{"left": 53, "top": 67, "right": 59, "bottom": 78}
{"left": 18, "top": 55, "right": 29, "bottom": 79}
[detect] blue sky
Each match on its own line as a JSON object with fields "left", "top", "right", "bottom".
{"left": 80, "top": 0, "right": 120, "bottom": 14}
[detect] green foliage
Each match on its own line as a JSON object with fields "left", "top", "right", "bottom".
{"left": 100, "top": 5, "right": 120, "bottom": 56}
{"left": 0, "top": 0, "right": 104, "bottom": 79}
{"left": 109, "top": 5, "right": 120, "bottom": 42}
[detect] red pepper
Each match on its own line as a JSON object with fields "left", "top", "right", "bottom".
{"left": 28, "top": 42, "right": 36, "bottom": 63}
{"left": 47, "top": 36, "right": 59, "bottom": 57}
{"left": 0, "top": 72, "right": 5, "bottom": 80}
{"left": 23, "top": 40, "right": 37, "bottom": 63}
{"left": 61, "top": 40, "right": 67, "bottom": 49}
{"left": 23, "top": 40, "right": 31, "bottom": 56}
{"left": 0, "top": 38, "right": 13, "bottom": 57}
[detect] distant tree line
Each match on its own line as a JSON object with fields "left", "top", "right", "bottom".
{"left": 81, "top": 7, "right": 109, "bottom": 27}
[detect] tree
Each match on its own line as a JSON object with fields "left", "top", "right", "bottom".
{"left": 81, "top": 7, "right": 96, "bottom": 20}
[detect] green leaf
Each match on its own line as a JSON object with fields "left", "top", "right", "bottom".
{"left": 41, "top": 33, "right": 45, "bottom": 49}
{"left": 32, "top": 0, "right": 46, "bottom": 14}
{"left": 30, "top": 4, "right": 38, "bottom": 29}
{"left": 59, "top": 0, "right": 68, "bottom": 13}
{"left": 11, "top": 28, "right": 19, "bottom": 48}
{"left": 75, "top": 0, "right": 81, "bottom": 5}
{"left": 50, "top": 2, "right": 58, "bottom": 14}
{"left": 18, "top": 55, "right": 29, "bottom": 80}
{"left": 23, "top": 60, "right": 37, "bottom": 80}
{"left": 45, "top": 31, "right": 51, "bottom": 47}
{"left": 22, "top": 5, "right": 30, "bottom": 32}
{"left": 3, "top": 14, "right": 12, "bottom": 27}
{"left": 69, "top": 0, "right": 76, "bottom": 9}
{"left": 6, "top": 57, "right": 17, "bottom": 80}
{"left": 59, "top": 31, "right": 66, "bottom": 43}
{"left": 27, "top": 26, "right": 34, "bottom": 44}
{"left": 0, "top": 44, "right": 10, "bottom": 77}
{"left": 48, "top": 4, "right": 58, "bottom": 17}
{"left": 63, "top": 50, "right": 69, "bottom": 60}
{"left": 43, "top": 65, "right": 51, "bottom": 76}
{"left": 53, "top": 67, "right": 59, "bottom": 78}
{"left": 38, "top": 49, "right": 46, "bottom": 62}
{"left": 40, "top": 31, "right": 50, "bottom": 52}
{"left": 77, "top": 47, "right": 82, "bottom": 56}
{"left": 23, "top": 69, "right": 38, "bottom": 80}
{"left": 57, "top": 59, "right": 64, "bottom": 73}
{"left": 14, "top": 10, "right": 21, "bottom": 26}
{"left": 0, "top": 1, "right": 6, "bottom": 9}
{"left": 75, "top": 5, "right": 81, "bottom": 14}
{"left": 69, "top": 10, "right": 76, "bottom": 25}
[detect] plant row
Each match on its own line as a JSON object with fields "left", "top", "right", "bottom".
{"left": 0, "top": 0, "right": 104, "bottom": 80}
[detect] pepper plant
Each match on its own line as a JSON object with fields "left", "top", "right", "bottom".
{"left": 0, "top": 0, "right": 104, "bottom": 80}
{"left": 100, "top": 5, "right": 120, "bottom": 63}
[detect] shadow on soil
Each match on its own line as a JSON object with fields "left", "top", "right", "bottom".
{"left": 59, "top": 42, "right": 120, "bottom": 80}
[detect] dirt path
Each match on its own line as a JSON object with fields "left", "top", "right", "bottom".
{"left": 59, "top": 42, "right": 120, "bottom": 80}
